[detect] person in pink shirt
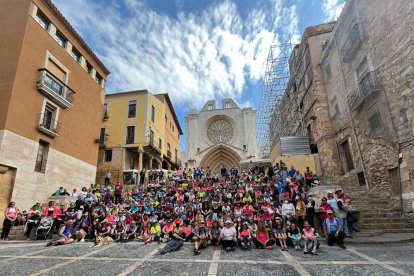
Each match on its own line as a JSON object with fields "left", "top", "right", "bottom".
{"left": 302, "top": 220, "right": 320, "bottom": 255}
{"left": 1, "top": 202, "right": 19, "bottom": 240}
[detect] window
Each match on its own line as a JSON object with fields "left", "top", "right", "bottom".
{"left": 100, "top": 128, "right": 106, "bottom": 143}
{"left": 165, "top": 115, "right": 167, "bottom": 123}
{"left": 208, "top": 104, "right": 213, "bottom": 110}
{"left": 172, "top": 125, "right": 175, "bottom": 132}
{"left": 167, "top": 143, "right": 171, "bottom": 151}
{"left": 149, "top": 130, "right": 154, "bottom": 145}
{"left": 126, "top": 126, "right": 135, "bottom": 144}
{"left": 104, "top": 149, "right": 112, "bottom": 162}
{"left": 85, "top": 61, "right": 93, "bottom": 75}
{"left": 151, "top": 105, "right": 155, "bottom": 123}
{"left": 339, "top": 139, "right": 354, "bottom": 172}
{"left": 95, "top": 72, "right": 103, "bottom": 85}
{"left": 54, "top": 31, "right": 67, "bottom": 47}
{"left": 243, "top": 145, "right": 247, "bottom": 150}
{"left": 357, "top": 171, "right": 365, "bottom": 186}
{"left": 325, "top": 63, "right": 332, "bottom": 82}
{"left": 40, "top": 104, "right": 57, "bottom": 133}
{"left": 47, "top": 60, "right": 66, "bottom": 83}
{"left": 368, "top": 112, "right": 382, "bottom": 132}
{"left": 35, "top": 140, "right": 49, "bottom": 173}
{"left": 103, "top": 103, "right": 109, "bottom": 119}
{"left": 128, "top": 100, "right": 137, "bottom": 118}
{"left": 225, "top": 102, "right": 230, "bottom": 108}
{"left": 70, "top": 47, "right": 80, "bottom": 62}
{"left": 34, "top": 9, "right": 49, "bottom": 30}
{"left": 159, "top": 138, "right": 162, "bottom": 150}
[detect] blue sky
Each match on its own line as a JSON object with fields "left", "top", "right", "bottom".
{"left": 53, "top": 0, "right": 344, "bottom": 151}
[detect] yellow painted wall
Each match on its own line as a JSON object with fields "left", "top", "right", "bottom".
{"left": 102, "top": 91, "right": 147, "bottom": 148}
{"left": 161, "top": 97, "right": 181, "bottom": 163}
{"left": 274, "top": 155, "right": 319, "bottom": 176}
{"left": 146, "top": 93, "right": 165, "bottom": 152}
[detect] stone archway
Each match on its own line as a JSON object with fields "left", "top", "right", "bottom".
{"left": 199, "top": 144, "right": 241, "bottom": 173}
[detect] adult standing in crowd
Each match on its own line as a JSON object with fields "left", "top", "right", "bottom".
{"left": 1, "top": 202, "right": 19, "bottom": 240}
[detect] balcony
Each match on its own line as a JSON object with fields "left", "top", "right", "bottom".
{"left": 37, "top": 68, "right": 75, "bottom": 108}
{"left": 347, "top": 71, "right": 383, "bottom": 111}
{"left": 37, "top": 113, "right": 59, "bottom": 138}
{"left": 341, "top": 23, "right": 363, "bottom": 63}
{"left": 102, "top": 111, "right": 109, "bottom": 121}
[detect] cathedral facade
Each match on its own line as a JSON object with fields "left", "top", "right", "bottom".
{"left": 181, "top": 99, "right": 258, "bottom": 173}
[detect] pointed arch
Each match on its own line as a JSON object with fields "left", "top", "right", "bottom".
{"left": 199, "top": 144, "right": 241, "bottom": 173}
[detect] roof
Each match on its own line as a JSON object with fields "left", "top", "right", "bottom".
{"left": 42, "top": 0, "right": 110, "bottom": 75}
{"left": 105, "top": 90, "right": 149, "bottom": 97}
{"left": 155, "top": 94, "right": 183, "bottom": 135}
{"left": 105, "top": 90, "right": 183, "bottom": 135}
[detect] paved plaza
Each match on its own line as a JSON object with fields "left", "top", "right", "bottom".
{"left": 0, "top": 241, "right": 413, "bottom": 276}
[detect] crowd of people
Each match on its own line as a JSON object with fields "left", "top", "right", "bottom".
{"left": 1, "top": 162, "right": 354, "bottom": 255}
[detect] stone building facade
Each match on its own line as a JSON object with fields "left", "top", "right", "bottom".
{"left": 269, "top": 22, "right": 342, "bottom": 180}
{"left": 320, "top": 0, "right": 414, "bottom": 213}
{"left": 182, "top": 99, "right": 258, "bottom": 173}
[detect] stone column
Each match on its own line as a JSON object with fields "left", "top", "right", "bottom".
{"left": 138, "top": 151, "right": 143, "bottom": 171}
{"left": 138, "top": 151, "right": 143, "bottom": 185}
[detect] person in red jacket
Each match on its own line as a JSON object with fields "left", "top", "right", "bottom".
{"left": 43, "top": 201, "right": 59, "bottom": 218}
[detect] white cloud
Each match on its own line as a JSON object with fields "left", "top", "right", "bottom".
{"left": 322, "top": 0, "right": 345, "bottom": 21}
{"left": 53, "top": 0, "right": 300, "bottom": 109}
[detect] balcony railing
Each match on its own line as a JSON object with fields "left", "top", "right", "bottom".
{"left": 341, "top": 23, "right": 363, "bottom": 63}
{"left": 37, "top": 68, "right": 75, "bottom": 108}
{"left": 126, "top": 137, "right": 135, "bottom": 144}
{"left": 102, "top": 111, "right": 109, "bottom": 121}
{"left": 167, "top": 150, "right": 172, "bottom": 159}
{"left": 347, "top": 71, "right": 383, "bottom": 111}
{"left": 37, "top": 113, "right": 59, "bottom": 138}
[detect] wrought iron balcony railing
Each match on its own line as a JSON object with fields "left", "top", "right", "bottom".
{"left": 347, "top": 71, "right": 383, "bottom": 111}
{"left": 37, "top": 68, "right": 75, "bottom": 108}
{"left": 37, "top": 113, "right": 59, "bottom": 138}
{"left": 341, "top": 23, "right": 363, "bottom": 63}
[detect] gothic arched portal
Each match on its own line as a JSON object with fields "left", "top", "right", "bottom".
{"left": 199, "top": 144, "right": 241, "bottom": 173}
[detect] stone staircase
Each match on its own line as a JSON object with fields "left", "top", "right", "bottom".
{"left": 344, "top": 186, "right": 414, "bottom": 234}
{"left": 0, "top": 225, "right": 26, "bottom": 240}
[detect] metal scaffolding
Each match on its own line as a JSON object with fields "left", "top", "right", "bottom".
{"left": 257, "top": 43, "right": 293, "bottom": 158}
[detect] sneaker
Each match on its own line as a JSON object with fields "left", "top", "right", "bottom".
{"left": 46, "top": 241, "right": 53, "bottom": 247}
{"left": 80, "top": 239, "right": 85, "bottom": 243}
{"left": 226, "top": 247, "right": 231, "bottom": 252}
{"left": 339, "top": 244, "right": 346, "bottom": 249}
{"left": 303, "top": 251, "right": 308, "bottom": 255}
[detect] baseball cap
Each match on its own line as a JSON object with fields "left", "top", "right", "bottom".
{"left": 327, "top": 210, "right": 334, "bottom": 214}
{"left": 225, "top": 220, "right": 232, "bottom": 224}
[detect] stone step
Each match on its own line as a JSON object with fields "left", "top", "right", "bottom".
{"left": 351, "top": 230, "right": 383, "bottom": 237}
{"left": 361, "top": 222, "right": 414, "bottom": 229}
{"left": 360, "top": 218, "right": 412, "bottom": 224}
{"left": 382, "top": 228, "right": 414, "bottom": 233}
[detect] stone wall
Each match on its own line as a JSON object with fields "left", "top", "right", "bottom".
{"left": 0, "top": 130, "right": 96, "bottom": 215}
{"left": 320, "top": 0, "right": 414, "bottom": 213}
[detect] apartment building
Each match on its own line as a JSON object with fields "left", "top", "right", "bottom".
{"left": 0, "top": 0, "right": 109, "bottom": 217}
{"left": 96, "top": 90, "right": 182, "bottom": 185}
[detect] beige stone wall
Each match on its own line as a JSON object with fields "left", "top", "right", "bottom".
{"left": 0, "top": 130, "right": 96, "bottom": 214}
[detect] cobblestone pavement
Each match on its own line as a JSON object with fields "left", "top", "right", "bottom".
{"left": 0, "top": 241, "right": 413, "bottom": 276}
